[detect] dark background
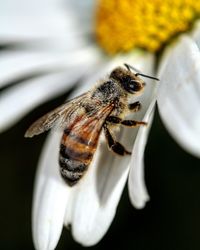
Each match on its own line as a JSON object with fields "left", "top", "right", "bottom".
{"left": 0, "top": 92, "right": 200, "bottom": 250}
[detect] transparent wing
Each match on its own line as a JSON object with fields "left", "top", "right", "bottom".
{"left": 66, "top": 103, "right": 115, "bottom": 134}
{"left": 25, "top": 92, "right": 89, "bottom": 138}
{"left": 60, "top": 102, "right": 115, "bottom": 153}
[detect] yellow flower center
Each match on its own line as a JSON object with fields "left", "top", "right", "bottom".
{"left": 95, "top": 0, "right": 200, "bottom": 54}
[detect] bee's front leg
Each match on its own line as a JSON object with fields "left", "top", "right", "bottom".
{"left": 128, "top": 101, "right": 141, "bottom": 112}
{"left": 103, "top": 125, "right": 131, "bottom": 156}
{"left": 106, "top": 116, "right": 147, "bottom": 127}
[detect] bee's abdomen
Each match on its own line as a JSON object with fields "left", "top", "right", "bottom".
{"left": 59, "top": 129, "right": 98, "bottom": 186}
{"left": 59, "top": 104, "right": 113, "bottom": 186}
{"left": 59, "top": 144, "right": 93, "bottom": 186}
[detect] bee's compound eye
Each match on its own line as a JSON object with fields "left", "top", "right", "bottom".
{"left": 123, "top": 76, "right": 141, "bottom": 93}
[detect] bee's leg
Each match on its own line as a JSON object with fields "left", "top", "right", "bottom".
{"left": 128, "top": 101, "right": 141, "bottom": 112}
{"left": 106, "top": 116, "right": 147, "bottom": 127}
{"left": 103, "top": 125, "right": 131, "bottom": 155}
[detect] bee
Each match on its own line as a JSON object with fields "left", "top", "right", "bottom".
{"left": 25, "top": 64, "right": 158, "bottom": 186}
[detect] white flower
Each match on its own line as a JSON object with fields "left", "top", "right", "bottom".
{"left": 1, "top": 0, "right": 200, "bottom": 250}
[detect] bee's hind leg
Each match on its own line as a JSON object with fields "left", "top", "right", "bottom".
{"left": 103, "top": 125, "right": 131, "bottom": 156}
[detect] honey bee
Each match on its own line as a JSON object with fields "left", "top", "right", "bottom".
{"left": 25, "top": 64, "right": 158, "bottom": 186}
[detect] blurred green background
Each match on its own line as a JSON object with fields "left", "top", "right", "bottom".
{"left": 0, "top": 92, "right": 200, "bottom": 250}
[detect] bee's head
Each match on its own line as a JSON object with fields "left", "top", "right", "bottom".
{"left": 110, "top": 64, "right": 159, "bottom": 94}
{"left": 110, "top": 67, "right": 145, "bottom": 94}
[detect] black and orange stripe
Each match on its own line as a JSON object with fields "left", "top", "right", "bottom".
{"left": 59, "top": 104, "right": 114, "bottom": 186}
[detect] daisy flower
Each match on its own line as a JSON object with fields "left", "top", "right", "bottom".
{"left": 1, "top": 0, "right": 200, "bottom": 250}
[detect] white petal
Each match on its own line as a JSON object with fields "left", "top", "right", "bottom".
{"left": 0, "top": 47, "right": 99, "bottom": 88}
{"left": 0, "top": 51, "right": 66, "bottom": 88}
{"left": 191, "top": 21, "right": 200, "bottom": 49}
{"left": 0, "top": 71, "right": 80, "bottom": 132}
{"left": 65, "top": 0, "right": 96, "bottom": 33}
{"left": 122, "top": 52, "right": 157, "bottom": 209}
{"left": 64, "top": 53, "right": 156, "bottom": 246}
{"left": 0, "top": 0, "right": 72, "bottom": 42}
{"left": 0, "top": 47, "right": 102, "bottom": 131}
{"left": 20, "top": 34, "right": 91, "bottom": 53}
{"left": 128, "top": 99, "right": 156, "bottom": 209}
{"left": 69, "top": 135, "right": 130, "bottom": 246}
{"left": 157, "top": 35, "right": 200, "bottom": 157}
{"left": 32, "top": 131, "right": 71, "bottom": 250}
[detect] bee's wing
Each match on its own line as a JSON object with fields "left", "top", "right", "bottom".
{"left": 63, "top": 102, "right": 115, "bottom": 153}
{"left": 25, "top": 92, "right": 89, "bottom": 138}
{"left": 69, "top": 103, "right": 115, "bottom": 132}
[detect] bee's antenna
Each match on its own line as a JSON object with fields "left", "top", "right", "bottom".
{"left": 124, "top": 63, "right": 159, "bottom": 81}
{"left": 124, "top": 63, "right": 141, "bottom": 73}
{"left": 135, "top": 73, "right": 159, "bottom": 81}
{"left": 124, "top": 63, "right": 131, "bottom": 71}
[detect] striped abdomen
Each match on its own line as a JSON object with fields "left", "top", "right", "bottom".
{"left": 59, "top": 130, "right": 98, "bottom": 186}
{"left": 59, "top": 113, "right": 105, "bottom": 186}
